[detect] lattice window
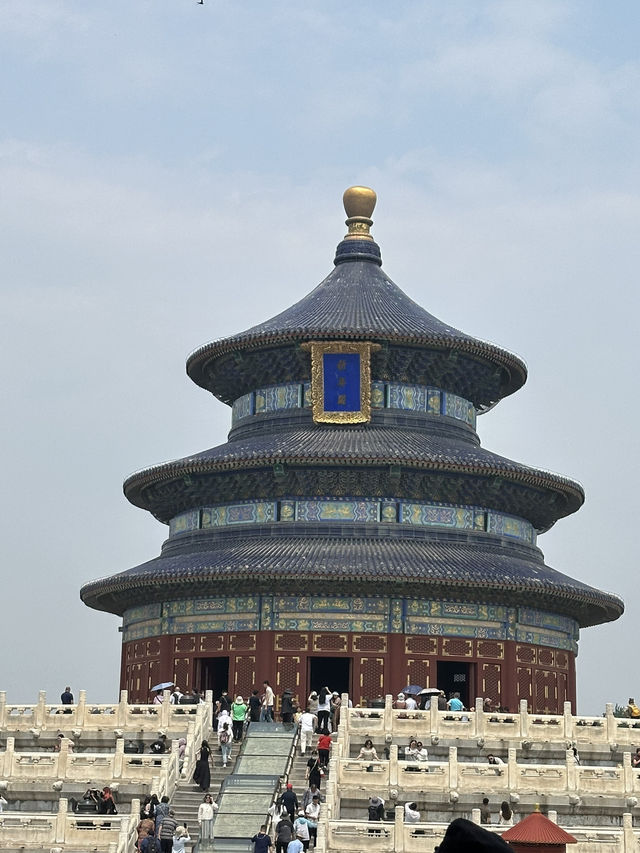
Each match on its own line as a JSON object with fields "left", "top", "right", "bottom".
{"left": 557, "top": 672, "right": 568, "bottom": 705}
{"left": 477, "top": 641, "right": 504, "bottom": 659}
{"left": 352, "top": 634, "right": 387, "bottom": 653}
{"left": 516, "top": 645, "right": 536, "bottom": 664}
{"left": 555, "top": 651, "right": 569, "bottom": 670}
{"left": 313, "top": 634, "right": 348, "bottom": 652}
{"left": 230, "top": 634, "right": 257, "bottom": 650}
{"left": 358, "top": 656, "right": 385, "bottom": 703}
{"left": 276, "top": 656, "right": 301, "bottom": 693}
{"left": 538, "top": 648, "right": 554, "bottom": 667}
{"left": 405, "top": 636, "right": 438, "bottom": 655}
{"left": 199, "top": 635, "right": 225, "bottom": 652}
{"left": 517, "top": 667, "right": 532, "bottom": 703}
{"left": 442, "top": 639, "right": 472, "bottom": 658}
{"left": 174, "top": 635, "right": 196, "bottom": 653}
{"left": 133, "top": 642, "right": 146, "bottom": 660}
{"left": 233, "top": 655, "right": 257, "bottom": 698}
{"left": 147, "top": 660, "right": 161, "bottom": 698}
{"left": 534, "top": 669, "right": 557, "bottom": 713}
{"left": 125, "top": 644, "right": 134, "bottom": 663}
{"left": 146, "top": 639, "right": 161, "bottom": 657}
{"left": 406, "top": 659, "right": 430, "bottom": 688}
{"left": 173, "top": 658, "right": 191, "bottom": 693}
{"left": 481, "top": 664, "right": 501, "bottom": 705}
{"left": 275, "top": 633, "right": 309, "bottom": 651}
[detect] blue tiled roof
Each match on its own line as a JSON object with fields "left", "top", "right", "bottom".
{"left": 79, "top": 531, "right": 623, "bottom": 627}
{"left": 187, "top": 248, "right": 527, "bottom": 406}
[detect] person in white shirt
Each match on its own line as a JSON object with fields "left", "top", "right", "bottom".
{"left": 414, "top": 741, "right": 428, "bottom": 762}
{"left": 262, "top": 681, "right": 275, "bottom": 722}
{"left": 198, "top": 794, "right": 218, "bottom": 840}
{"left": 405, "top": 695, "right": 418, "bottom": 711}
{"left": 298, "top": 710, "right": 317, "bottom": 755}
{"left": 170, "top": 687, "right": 183, "bottom": 705}
{"left": 172, "top": 825, "right": 192, "bottom": 852}
{"left": 404, "top": 802, "right": 420, "bottom": 823}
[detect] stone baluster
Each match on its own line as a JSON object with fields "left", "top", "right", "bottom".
{"left": 430, "top": 696, "right": 439, "bottom": 738}
{"left": 384, "top": 694, "right": 393, "bottom": 732}
{"left": 605, "top": 702, "right": 617, "bottom": 744}
{"left": 0, "top": 691, "right": 6, "bottom": 729}
{"left": 394, "top": 805, "right": 404, "bottom": 853}
{"left": 548, "top": 809, "right": 558, "bottom": 823}
{"left": 563, "top": 701, "right": 574, "bottom": 740}
{"left": 623, "top": 751, "right": 633, "bottom": 796}
{"left": 57, "top": 738, "right": 70, "bottom": 778}
{"left": 475, "top": 697, "right": 485, "bottom": 737}
{"left": 204, "top": 689, "right": 213, "bottom": 728}
{"left": 342, "top": 693, "right": 350, "bottom": 735}
{"left": 507, "top": 747, "right": 517, "bottom": 790}
{"left": 75, "top": 690, "right": 86, "bottom": 728}
{"left": 389, "top": 744, "right": 398, "bottom": 787}
{"left": 519, "top": 699, "right": 529, "bottom": 737}
{"left": 35, "top": 690, "right": 47, "bottom": 728}
{"left": 117, "top": 690, "right": 128, "bottom": 727}
{"left": 622, "top": 813, "right": 634, "bottom": 852}
{"left": 448, "top": 746, "right": 458, "bottom": 790}
{"left": 566, "top": 748, "right": 577, "bottom": 791}
{"left": 4, "top": 737, "right": 14, "bottom": 777}
{"left": 55, "top": 797, "right": 68, "bottom": 843}
{"left": 471, "top": 808, "right": 481, "bottom": 825}
{"left": 160, "top": 691, "right": 171, "bottom": 728}
{"left": 113, "top": 736, "right": 124, "bottom": 779}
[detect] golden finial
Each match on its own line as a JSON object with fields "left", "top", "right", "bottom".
{"left": 343, "top": 186, "right": 377, "bottom": 240}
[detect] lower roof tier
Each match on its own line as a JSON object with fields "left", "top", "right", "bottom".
{"left": 80, "top": 526, "right": 622, "bottom": 628}
{"left": 124, "top": 425, "right": 584, "bottom": 531}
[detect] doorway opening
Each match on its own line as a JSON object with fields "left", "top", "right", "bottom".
{"left": 437, "top": 661, "right": 473, "bottom": 708}
{"left": 308, "top": 657, "right": 351, "bottom": 700}
{"left": 196, "top": 656, "right": 229, "bottom": 699}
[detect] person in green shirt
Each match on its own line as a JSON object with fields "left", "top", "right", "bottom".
{"left": 231, "top": 695, "right": 248, "bottom": 742}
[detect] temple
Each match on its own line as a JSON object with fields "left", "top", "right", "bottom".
{"left": 81, "top": 186, "right": 622, "bottom": 711}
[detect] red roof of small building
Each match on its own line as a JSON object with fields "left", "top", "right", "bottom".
{"left": 502, "top": 811, "right": 577, "bottom": 844}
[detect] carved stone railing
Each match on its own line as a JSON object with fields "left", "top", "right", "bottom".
{"left": 342, "top": 696, "right": 640, "bottom": 748}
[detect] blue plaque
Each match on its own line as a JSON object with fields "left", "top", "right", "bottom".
{"left": 323, "top": 352, "right": 361, "bottom": 412}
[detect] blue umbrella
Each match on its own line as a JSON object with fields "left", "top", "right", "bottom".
{"left": 151, "top": 681, "right": 174, "bottom": 692}
{"left": 402, "top": 685, "right": 422, "bottom": 695}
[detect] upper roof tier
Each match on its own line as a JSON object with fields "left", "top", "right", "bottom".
{"left": 186, "top": 187, "right": 527, "bottom": 409}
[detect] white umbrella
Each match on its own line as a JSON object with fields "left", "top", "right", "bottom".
{"left": 151, "top": 681, "right": 174, "bottom": 692}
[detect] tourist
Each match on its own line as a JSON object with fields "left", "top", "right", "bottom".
{"left": 193, "top": 740, "right": 212, "bottom": 790}
{"left": 139, "top": 828, "right": 160, "bottom": 853}
{"left": 404, "top": 738, "right": 419, "bottom": 764}
{"left": 171, "top": 825, "right": 191, "bottom": 853}
{"left": 437, "top": 691, "right": 447, "bottom": 710}
{"left": 219, "top": 721, "right": 233, "bottom": 767}
{"left": 262, "top": 680, "right": 275, "bottom": 722}
{"left": 231, "top": 695, "right": 248, "bottom": 742}
{"left": 275, "top": 814, "right": 293, "bottom": 853}
{"left": 154, "top": 795, "right": 170, "bottom": 832}
{"left": 287, "top": 836, "right": 304, "bottom": 853}
{"left": 251, "top": 824, "right": 274, "bottom": 853}
{"left": 170, "top": 687, "right": 183, "bottom": 705}
{"left": 367, "top": 796, "right": 384, "bottom": 821}
{"left": 177, "top": 738, "right": 186, "bottom": 772}
{"left": 487, "top": 753, "right": 504, "bottom": 769}
{"left": 330, "top": 691, "right": 342, "bottom": 729}
{"left": 136, "top": 814, "right": 155, "bottom": 850}
{"left": 278, "top": 783, "right": 299, "bottom": 822}
{"left": 480, "top": 797, "right": 492, "bottom": 824}
{"left": 158, "top": 808, "right": 178, "bottom": 852}
{"left": 632, "top": 748, "right": 640, "bottom": 768}
{"left": 299, "top": 708, "right": 317, "bottom": 755}
{"left": 60, "top": 686, "right": 74, "bottom": 710}
{"left": 306, "top": 749, "right": 323, "bottom": 789}
{"left": 405, "top": 694, "right": 418, "bottom": 711}
{"left": 152, "top": 690, "right": 164, "bottom": 705}
{"left": 438, "top": 818, "right": 511, "bottom": 852}
{"left": 316, "top": 729, "right": 334, "bottom": 768}
{"left": 149, "top": 734, "right": 167, "bottom": 754}
{"left": 404, "top": 802, "right": 420, "bottom": 823}
{"left": 394, "top": 692, "right": 407, "bottom": 710}
{"left": 281, "top": 689, "right": 296, "bottom": 724}
{"left": 307, "top": 691, "right": 319, "bottom": 715}
{"left": 304, "top": 795, "right": 320, "bottom": 846}
{"left": 217, "top": 707, "right": 232, "bottom": 742}
{"left": 249, "top": 689, "right": 262, "bottom": 722}
{"left": 447, "top": 692, "right": 464, "bottom": 712}
{"left": 294, "top": 809, "right": 311, "bottom": 850}
{"left": 302, "top": 782, "right": 322, "bottom": 810}
{"left": 414, "top": 741, "right": 428, "bottom": 762}
{"left": 483, "top": 697, "right": 493, "bottom": 713}
{"left": 627, "top": 698, "right": 640, "bottom": 718}
{"left": 140, "top": 796, "right": 155, "bottom": 820}
{"left": 198, "top": 793, "right": 218, "bottom": 840}
{"left": 316, "top": 688, "right": 331, "bottom": 732}
{"left": 357, "top": 738, "right": 379, "bottom": 761}
{"left": 498, "top": 801, "right": 513, "bottom": 826}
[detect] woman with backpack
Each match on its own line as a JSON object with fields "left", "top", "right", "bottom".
{"left": 231, "top": 695, "right": 248, "bottom": 742}
{"left": 219, "top": 721, "right": 233, "bottom": 767}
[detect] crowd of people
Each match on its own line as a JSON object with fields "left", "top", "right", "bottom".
{"left": 136, "top": 794, "right": 198, "bottom": 851}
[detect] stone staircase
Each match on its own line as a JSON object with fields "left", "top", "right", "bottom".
{"left": 171, "top": 749, "right": 235, "bottom": 842}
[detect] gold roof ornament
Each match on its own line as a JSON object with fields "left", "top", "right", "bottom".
{"left": 343, "top": 185, "right": 377, "bottom": 240}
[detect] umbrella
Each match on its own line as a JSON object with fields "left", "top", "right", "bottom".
{"left": 420, "top": 687, "right": 441, "bottom": 695}
{"left": 402, "top": 685, "right": 423, "bottom": 695}
{"left": 151, "top": 682, "right": 174, "bottom": 692}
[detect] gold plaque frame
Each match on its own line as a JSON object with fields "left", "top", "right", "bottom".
{"left": 301, "top": 340, "right": 381, "bottom": 424}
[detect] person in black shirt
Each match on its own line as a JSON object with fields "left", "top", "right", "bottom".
{"left": 249, "top": 690, "right": 262, "bottom": 723}
{"left": 251, "top": 824, "right": 273, "bottom": 853}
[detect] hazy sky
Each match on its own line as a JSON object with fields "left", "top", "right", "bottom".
{"left": 1, "top": 1, "right": 638, "bottom": 713}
